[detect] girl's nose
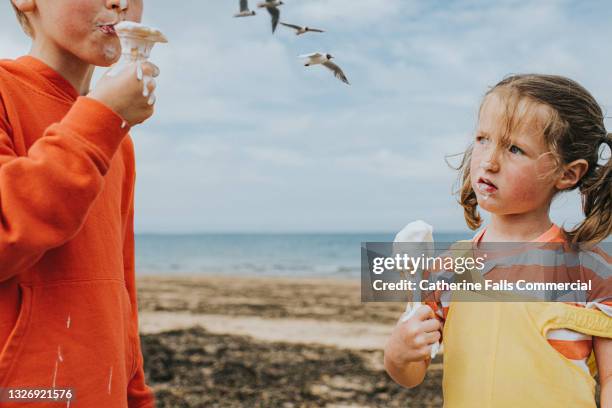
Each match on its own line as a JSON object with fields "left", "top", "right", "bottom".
{"left": 479, "top": 151, "right": 500, "bottom": 172}
{"left": 479, "top": 160, "right": 496, "bottom": 171}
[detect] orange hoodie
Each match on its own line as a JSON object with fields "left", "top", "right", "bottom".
{"left": 0, "top": 56, "right": 154, "bottom": 407}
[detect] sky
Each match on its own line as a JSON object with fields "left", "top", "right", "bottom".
{"left": 1, "top": 0, "right": 611, "bottom": 233}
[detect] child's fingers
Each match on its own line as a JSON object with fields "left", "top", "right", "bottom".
{"left": 423, "top": 330, "right": 441, "bottom": 345}
{"left": 146, "top": 78, "right": 157, "bottom": 93}
{"left": 419, "top": 345, "right": 434, "bottom": 358}
{"left": 420, "top": 317, "right": 441, "bottom": 333}
{"left": 142, "top": 77, "right": 157, "bottom": 98}
{"left": 140, "top": 61, "right": 160, "bottom": 78}
{"left": 414, "top": 304, "right": 435, "bottom": 321}
{"left": 413, "top": 330, "right": 440, "bottom": 348}
{"left": 151, "top": 63, "right": 160, "bottom": 78}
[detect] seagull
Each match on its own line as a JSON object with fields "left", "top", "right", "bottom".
{"left": 234, "top": 0, "right": 256, "bottom": 17}
{"left": 280, "top": 22, "right": 325, "bottom": 35}
{"left": 299, "top": 52, "right": 350, "bottom": 85}
{"left": 257, "top": 0, "right": 284, "bottom": 33}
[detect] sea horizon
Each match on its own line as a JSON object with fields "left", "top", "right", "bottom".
{"left": 134, "top": 231, "right": 473, "bottom": 277}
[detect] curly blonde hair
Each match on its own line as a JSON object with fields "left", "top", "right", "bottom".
{"left": 453, "top": 74, "right": 611, "bottom": 247}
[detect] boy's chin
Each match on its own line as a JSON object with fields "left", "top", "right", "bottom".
{"left": 95, "top": 59, "right": 117, "bottom": 68}
{"left": 102, "top": 52, "right": 121, "bottom": 66}
{"left": 76, "top": 50, "right": 120, "bottom": 68}
{"left": 90, "top": 54, "right": 120, "bottom": 68}
{"left": 87, "top": 44, "right": 121, "bottom": 67}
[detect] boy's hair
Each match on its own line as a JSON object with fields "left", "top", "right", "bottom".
{"left": 453, "top": 74, "right": 611, "bottom": 247}
{"left": 11, "top": 1, "right": 33, "bottom": 37}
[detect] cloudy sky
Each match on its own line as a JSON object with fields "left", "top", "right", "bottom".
{"left": 1, "top": 0, "right": 610, "bottom": 233}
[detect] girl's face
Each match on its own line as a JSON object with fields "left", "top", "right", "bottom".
{"left": 470, "top": 92, "right": 559, "bottom": 216}
{"left": 31, "top": 0, "right": 144, "bottom": 67}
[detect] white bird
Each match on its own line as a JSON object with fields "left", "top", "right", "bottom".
{"left": 234, "top": 0, "right": 256, "bottom": 17}
{"left": 257, "top": 0, "right": 284, "bottom": 33}
{"left": 280, "top": 22, "right": 325, "bottom": 35}
{"left": 299, "top": 52, "right": 350, "bottom": 85}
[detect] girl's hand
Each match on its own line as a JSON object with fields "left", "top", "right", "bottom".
{"left": 385, "top": 304, "right": 441, "bottom": 365}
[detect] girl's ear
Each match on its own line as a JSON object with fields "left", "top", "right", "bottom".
{"left": 11, "top": 0, "right": 36, "bottom": 13}
{"left": 556, "top": 159, "right": 589, "bottom": 190}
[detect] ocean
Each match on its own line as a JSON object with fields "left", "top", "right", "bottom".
{"left": 135, "top": 232, "right": 471, "bottom": 278}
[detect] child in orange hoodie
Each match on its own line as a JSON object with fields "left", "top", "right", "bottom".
{"left": 0, "top": 0, "right": 159, "bottom": 406}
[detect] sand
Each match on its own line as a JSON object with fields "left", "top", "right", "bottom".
{"left": 140, "top": 312, "right": 394, "bottom": 351}
{"left": 136, "top": 275, "right": 446, "bottom": 407}
{"left": 137, "top": 275, "right": 407, "bottom": 351}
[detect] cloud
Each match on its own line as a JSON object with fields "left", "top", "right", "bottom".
{"left": 335, "top": 148, "right": 455, "bottom": 181}
{"left": 244, "top": 146, "right": 309, "bottom": 167}
{"left": 290, "top": 0, "right": 410, "bottom": 26}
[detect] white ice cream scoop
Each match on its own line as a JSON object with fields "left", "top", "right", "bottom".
{"left": 394, "top": 219, "right": 433, "bottom": 243}
{"left": 113, "top": 21, "right": 167, "bottom": 63}
{"left": 393, "top": 220, "right": 440, "bottom": 359}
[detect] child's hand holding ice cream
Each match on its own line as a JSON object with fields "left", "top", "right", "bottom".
{"left": 393, "top": 220, "right": 441, "bottom": 359}
{"left": 88, "top": 60, "right": 159, "bottom": 127}
{"left": 384, "top": 220, "right": 442, "bottom": 388}
{"left": 387, "top": 302, "right": 442, "bottom": 363}
{"left": 88, "top": 21, "right": 167, "bottom": 128}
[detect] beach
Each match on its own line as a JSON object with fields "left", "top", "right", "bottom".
{"left": 136, "top": 275, "right": 445, "bottom": 407}
{"left": 137, "top": 275, "right": 603, "bottom": 407}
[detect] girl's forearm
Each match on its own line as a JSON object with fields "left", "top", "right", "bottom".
{"left": 384, "top": 355, "right": 429, "bottom": 389}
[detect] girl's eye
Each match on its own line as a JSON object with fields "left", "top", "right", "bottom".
{"left": 509, "top": 145, "right": 524, "bottom": 155}
{"left": 476, "top": 136, "right": 489, "bottom": 144}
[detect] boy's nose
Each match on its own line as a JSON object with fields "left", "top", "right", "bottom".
{"left": 106, "top": 0, "right": 128, "bottom": 11}
{"left": 107, "top": 0, "right": 143, "bottom": 22}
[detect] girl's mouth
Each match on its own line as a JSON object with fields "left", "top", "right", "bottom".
{"left": 476, "top": 177, "right": 498, "bottom": 194}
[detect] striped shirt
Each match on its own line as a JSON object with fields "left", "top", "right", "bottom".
{"left": 425, "top": 224, "right": 611, "bottom": 376}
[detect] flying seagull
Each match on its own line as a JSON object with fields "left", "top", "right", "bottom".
{"left": 280, "top": 22, "right": 325, "bottom": 35}
{"left": 257, "top": 0, "right": 284, "bottom": 33}
{"left": 234, "top": 0, "right": 256, "bottom": 17}
{"left": 299, "top": 52, "right": 350, "bottom": 85}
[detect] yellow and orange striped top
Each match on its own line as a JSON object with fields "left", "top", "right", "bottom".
{"left": 425, "top": 224, "right": 611, "bottom": 375}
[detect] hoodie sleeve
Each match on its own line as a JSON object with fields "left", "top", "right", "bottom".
{"left": 123, "top": 188, "right": 156, "bottom": 408}
{"left": 0, "top": 95, "right": 129, "bottom": 282}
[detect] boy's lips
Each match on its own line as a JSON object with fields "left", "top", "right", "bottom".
{"left": 476, "top": 176, "right": 498, "bottom": 194}
{"left": 97, "top": 23, "right": 117, "bottom": 35}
